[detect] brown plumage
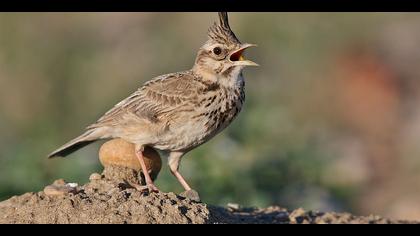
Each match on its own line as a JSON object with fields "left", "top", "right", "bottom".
{"left": 48, "top": 12, "right": 258, "bottom": 193}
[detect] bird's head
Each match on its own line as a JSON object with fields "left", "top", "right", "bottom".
{"left": 193, "top": 12, "right": 258, "bottom": 78}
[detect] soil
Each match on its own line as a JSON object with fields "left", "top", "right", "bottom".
{"left": 0, "top": 166, "right": 417, "bottom": 224}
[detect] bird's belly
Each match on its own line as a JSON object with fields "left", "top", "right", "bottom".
{"left": 152, "top": 118, "right": 213, "bottom": 151}
{"left": 151, "top": 89, "right": 244, "bottom": 152}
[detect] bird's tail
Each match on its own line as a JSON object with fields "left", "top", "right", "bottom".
{"left": 48, "top": 128, "right": 105, "bottom": 158}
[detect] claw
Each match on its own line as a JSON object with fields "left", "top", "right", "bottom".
{"left": 147, "top": 184, "right": 160, "bottom": 193}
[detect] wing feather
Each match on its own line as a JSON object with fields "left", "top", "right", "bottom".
{"left": 87, "top": 71, "right": 202, "bottom": 130}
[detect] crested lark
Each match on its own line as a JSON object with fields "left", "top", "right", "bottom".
{"left": 49, "top": 12, "right": 258, "bottom": 193}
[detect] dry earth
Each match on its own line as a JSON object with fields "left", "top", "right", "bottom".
{"left": 0, "top": 166, "right": 416, "bottom": 224}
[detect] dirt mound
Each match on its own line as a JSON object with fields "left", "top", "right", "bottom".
{"left": 0, "top": 166, "right": 416, "bottom": 224}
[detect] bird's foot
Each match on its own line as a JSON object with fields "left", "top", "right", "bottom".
{"left": 146, "top": 184, "right": 160, "bottom": 193}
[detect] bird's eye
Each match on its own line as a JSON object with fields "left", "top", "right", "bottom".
{"left": 213, "top": 47, "right": 222, "bottom": 55}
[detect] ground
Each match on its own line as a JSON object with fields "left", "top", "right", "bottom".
{"left": 0, "top": 166, "right": 416, "bottom": 224}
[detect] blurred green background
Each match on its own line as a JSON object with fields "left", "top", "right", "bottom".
{"left": 2, "top": 12, "right": 420, "bottom": 220}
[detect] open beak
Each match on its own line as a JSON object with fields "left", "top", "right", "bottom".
{"left": 229, "top": 43, "right": 259, "bottom": 67}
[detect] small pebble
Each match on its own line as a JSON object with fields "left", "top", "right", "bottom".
{"left": 44, "top": 186, "right": 67, "bottom": 196}
{"left": 180, "top": 189, "right": 201, "bottom": 202}
{"left": 167, "top": 192, "right": 178, "bottom": 199}
{"left": 227, "top": 203, "right": 241, "bottom": 211}
{"left": 89, "top": 173, "right": 102, "bottom": 181}
{"left": 44, "top": 183, "right": 78, "bottom": 197}
{"left": 53, "top": 179, "right": 66, "bottom": 186}
{"left": 289, "top": 208, "right": 307, "bottom": 224}
{"left": 275, "top": 212, "right": 290, "bottom": 222}
{"left": 66, "top": 183, "right": 78, "bottom": 188}
{"left": 44, "top": 186, "right": 63, "bottom": 196}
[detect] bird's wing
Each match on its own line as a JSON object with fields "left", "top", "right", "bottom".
{"left": 87, "top": 71, "right": 202, "bottom": 130}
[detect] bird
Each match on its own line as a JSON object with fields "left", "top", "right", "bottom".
{"left": 48, "top": 12, "right": 258, "bottom": 193}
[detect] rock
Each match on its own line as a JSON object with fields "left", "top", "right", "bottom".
{"left": 180, "top": 189, "right": 201, "bottom": 202}
{"left": 53, "top": 179, "right": 66, "bottom": 186}
{"left": 99, "top": 139, "right": 162, "bottom": 181}
{"left": 43, "top": 183, "right": 78, "bottom": 197}
{"left": 66, "top": 183, "right": 78, "bottom": 188}
{"left": 43, "top": 186, "right": 63, "bottom": 196}
{"left": 227, "top": 203, "right": 241, "bottom": 211}
{"left": 275, "top": 212, "right": 290, "bottom": 222}
{"left": 89, "top": 173, "right": 102, "bottom": 181}
{"left": 289, "top": 207, "right": 307, "bottom": 224}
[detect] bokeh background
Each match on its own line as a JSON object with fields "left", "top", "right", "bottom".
{"left": 1, "top": 12, "right": 420, "bottom": 220}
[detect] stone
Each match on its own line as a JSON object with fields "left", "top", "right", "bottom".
{"left": 227, "top": 203, "right": 241, "bottom": 211}
{"left": 44, "top": 183, "right": 77, "bottom": 197}
{"left": 99, "top": 139, "right": 162, "bottom": 181}
{"left": 275, "top": 211, "right": 290, "bottom": 222}
{"left": 180, "top": 189, "right": 201, "bottom": 202}
{"left": 289, "top": 207, "right": 307, "bottom": 224}
{"left": 89, "top": 173, "right": 102, "bottom": 181}
{"left": 66, "top": 183, "right": 78, "bottom": 188}
{"left": 53, "top": 179, "right": 66, "bottom": 186}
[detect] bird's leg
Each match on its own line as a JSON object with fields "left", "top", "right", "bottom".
{"left": 135, "top": 145, "right": 159, "bottom": 193}
{"left": 168, "top": 152, "right": 192, "bottom": 191}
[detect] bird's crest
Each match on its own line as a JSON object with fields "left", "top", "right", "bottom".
{"left": 208, "top": 12, "right": 241, "bottom": 45}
